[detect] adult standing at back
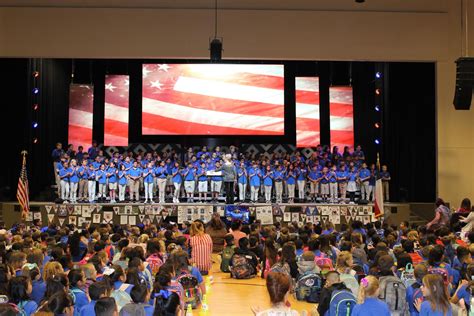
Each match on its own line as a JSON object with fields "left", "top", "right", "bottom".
{"left": 206, "top": 213, "right": 228, "bottom": 262}
{"left": 189, "top": 221, "right": 213, "bottom": 275}
{"left": 222, "top": 154, "right": 237, "bottom": 204}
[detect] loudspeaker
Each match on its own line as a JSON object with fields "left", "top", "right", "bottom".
{"left": 210, "top": 38, "right": 223, "bottom": 62}
{"left": 454, "top": 57, "right": 474, "bottom": 110}
{"left": 453, "top": 85, "right": 473, "bottom": 110}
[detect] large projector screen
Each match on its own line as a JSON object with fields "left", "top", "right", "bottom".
{"left": 142, "top": 64, "right": 285, "bottom": 135}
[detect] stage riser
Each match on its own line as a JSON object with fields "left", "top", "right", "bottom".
{"left": 0, "top": 202, "right": 417, "bottom": 229}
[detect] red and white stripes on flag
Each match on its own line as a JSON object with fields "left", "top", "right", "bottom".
{"left": 17, "top": 153, "right": 29, "bottom": 218}
{"left": 142, "top": 64, "right": 285, "bottom": 135}
{"left": 330, "top": 86, "right": 354, "bottom": 149}
{"left": 295, "top": 77, "right": 320, "bottom": 148}
{"left": 104, "top": 75, "right": 130, "bottom": 146}
{"left": 68, "top": 84, "right": 94, "bottom": 149}
{"left": 374, "top": 179, "right": 385, "bottom": 218}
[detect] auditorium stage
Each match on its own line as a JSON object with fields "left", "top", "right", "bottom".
{"left": 0, "top": 201, "right": 419, "bottom": 229}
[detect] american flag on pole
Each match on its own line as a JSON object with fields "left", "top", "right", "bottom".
{"left": 17, "top": 151, "right": 30, "bottom": 219}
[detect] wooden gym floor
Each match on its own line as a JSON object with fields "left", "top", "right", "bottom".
{"left": 197, "top": 261, "right": 316, "bottom": 315}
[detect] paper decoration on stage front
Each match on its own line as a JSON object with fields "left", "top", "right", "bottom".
{"left": 58, "top": 206, "right": 68, "bottom": 217}
{"left": 25, "top": 212, "right": 33, "bottom": 222}
{"left": 47, "top": 214, "right": 55, "bottom": 223}
{"left": 73, "top": 206, "right": 82, "bottom": 215}
{"left": 103, "top": 212, "right": 113, "bottom": 223}
{"left": 45, "top": 205, "right": 53, "bottom": 214}
{"left": 58, "top": 218, "right": 65, "bottom": 226}
{"left": 345, "top": 215, "right": 352, "bottom": 224}
{"left": 177, "top": 205, "right": 212, "bottom": 224}
{"left": 69, "top": 216, "right": 77, "bottom": 226}
{"left": 138, "top": 205, "right": 144, "bottom": 214}
{"left": 272, "top": 205, "right": 283, "bottom": 216}
{"left": 120, "top": 216, "right": 128, "bottom": 225}
{"left": 82, "top": 206, "right": 92, "bottom": 218}
{"left": 114, "top": 207, "right": 121, "bottom": 214}
{"left": 283, "top": 212, "right": 291, "bottom": 222}
{"left": 92, "top": 214, "right": 101, "bottom": 224}
{"left": 321, "top": 215, "right": 329, "bottom": 223}
{"left": 329, "top": 206, "right": 339, "bottom": 216}
{"left": 139, "top": 214, "right": 145, "bottom": 222}
{"left": 256, "top": 206, "right": 273, "bottom": 225}
{"left": 291, "top": 212, "right": 299, "bottom": 223}
{"left": 129, "top": 216, "right": 136, "bottom": 226}
{"left": 125, "top": 205, "right": 133, "bottom": 214}
{"left": 363, "top": 206, "right": 369, "bottom": 215}
{"left": 275, "top": 216, "right": 282, "bottom": 223}
{"left": 300, "top": 214, "right": 307, "bottom": 224}
{"left": 340, "top": 206, "right": 348, "bottom": 216}
{"left": 156, "top": 215, "right": 162, "bottom": 223}
{"left": 314, "top": 215, "right": 321, "bottom": 224}
{"left": 78, "top": 217, "right": 86, "bottom": 227}
{"left": 320, "top": 206, "right": 330, "bottom": 216}
{"left": 363, "top": 215, "right": 371, "bottom": 225}
{"left": 329, "top": 214, "right": 340, "bottom": 224}
{"left": 355, "top": 216, "right": 363, "bottom": 222}
{"left": 33, "top": 212, "right": 41, "bottom": 220}
{"left": 216, "top": 206, "right": 225, "bottom": 217}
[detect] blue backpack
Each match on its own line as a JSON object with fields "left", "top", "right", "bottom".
{"left": 329, "top": 289, "right": 356, "bottom": 316}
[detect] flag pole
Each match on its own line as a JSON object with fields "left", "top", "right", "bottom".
{"left": 20, "top": 150, "right": 28, "bottom": 221}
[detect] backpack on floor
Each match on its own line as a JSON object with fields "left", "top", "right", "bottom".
{"left": 220, "top": 246, "right": 236, "bottom": 273}
{"left": 177, "top": 273, "right": 201, "bottom": 309}
{"left": 294, "top": 272, "right": 323, "bottom": 303}
{"left": 230, "top": 254, "right": 255, "bottom": 279}
{"left": 315, "top": 256, "right": 334, "bottom": 273}
{"left": 339, "top": 273, "right": 359, "bottom": 297}
{"left": 379, "top": 275, "right": 408, "bottom": 316}
{"left": 328, "top": 289, "right": 356, "bottom": 316}
{"left": 428, "top": 264, "right": 449, "bottom": 285}
{"left": 400, "top": 263, "right": 417, "bottom": 288}
{"left": 269, "top": 262, "right": 291, "bottom": 276}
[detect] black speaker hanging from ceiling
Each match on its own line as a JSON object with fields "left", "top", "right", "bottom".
{"left": 453, "top": 57, "right": 474, "bottom": 110}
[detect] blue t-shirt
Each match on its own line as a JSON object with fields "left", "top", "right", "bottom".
{"left": 17, "top": 300, "right": 38, "bottom": 316}
{"left": 143, "top": 168, "right": 155, "bottom": 183}
{"left": 118, "top": 170, "right": 128, "bottom": 185}
{"left": 419, "top": 300, "right": 452, "bottom": 316}
{"left": 263, "top": 171, "right": 273, "bottom": 186}
{"left": 172, "top": 167, "right": 183, "bottom": 183}
{"left": 96, "top": 170, "right": 107, "bottom": 184}
{"left": 128, "top": 167, "right": 142, "bottom": 179}
{"left": 211, "top": 168, "right": 222, "bottom": 182}
{"left": 107, "top": 167, "right": 117, "bottom": 183}
{"left": 71, "top": 288, "right": 89, "bottom": 316}
{"left": 273, "top": 170, "right": 284, "bottom": 182}
{"left": 308, "top": 170, "right": 319, "bottom": 181}
{"left": 183, "top": 168, "right": 196, "bottom": 181}
{"left": 320, "top": 173, "right": 329, "bottom": 184}
{"left": 59, "top": 168, "right": 71, "bottom": 181}
{"left": 31, "top": 280, "right": 46, "bottom": 305}
{"left": 237, "top": 167, "right": 248, "bottom": 184}
{"left": 297, "top": 168, "right": 307, "bottom": 181}
{"left": 336, "top": 170, "right": 348, "bottom": 182}
{"left": 78, "top": 166, "right": 89, "bottom": 180}
{"left": 79, "top": 300, "right": 96, "bottom": 316}
{"left": 406, "top": 282, "right": 422, "bottom": 316}
{"left": 359, "top": 168, "right": 371, "bottom": 181}
{"left": 87, "top": 170, "right": 96, "bottom": 181}
{"left": 329, "top": 171, "right": 337, "bottom": 183}
{"left": 455, "top": 284, "right": 471, "bottom": 310}
{"left": 352, "top": 298, "right": 391, "bottom": 316}
{"left": 155, "top": 166, "right": 168, "bottom": 179}
{"left": 249, "top": 167, "right": 261, "bottom": 186}
{"left": 286, "top": 171, "right": 296, "bottom": 185}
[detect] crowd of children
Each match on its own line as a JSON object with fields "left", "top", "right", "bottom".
{"left": 0, "top": 197, "right": 472, "bottom": 315}
{"left": 52, "top": 142, "right": 391, "bottom": 205}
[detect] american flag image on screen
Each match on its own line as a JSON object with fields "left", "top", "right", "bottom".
{"left": 68, "top": 84, "right": 94, "bottom": 149}
{"left": 104, "top": 75, "right": 130, "bottom": 146}
{"left": 295, "top": 77, "right": 320, "bottom": 148}
{"left": 142, "top": 64, "right": 285, "bottom": 135}
{"left": 330, "top": 86, "right": 354, "bottom": 149}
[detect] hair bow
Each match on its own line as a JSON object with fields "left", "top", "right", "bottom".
{"left": 361, "top": 277, "right": 369, "bottom": 288}
{"left": 22, "top": 263, "right": 38, "bottom": 270}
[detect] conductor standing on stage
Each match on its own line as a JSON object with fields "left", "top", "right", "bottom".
{"left": 223, "top": 154, "right": 237, "bottom": 204}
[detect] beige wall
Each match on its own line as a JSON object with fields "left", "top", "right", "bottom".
{"left": 0, "top": 1, "right": 473, "bottom": 204}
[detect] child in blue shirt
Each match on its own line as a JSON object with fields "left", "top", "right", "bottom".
{"left": 96, "top": 164, "right": 107, "bottom": 201}
{"left": 68, "top": 269, "right": 90, "bottom": 316}
{"left": 59, "top": 161, "right": 71, "bottom": 201}
{"left": 406, "top": 264, "right": 428, "bottom": 316}
{"left": 79, "top": 281, "right": 110, "bottom": 316}
{"left": 107, "top": 162, "right": 118, "bottom": 203}
{"left": 308, "top": 165, "right": 319, "bottom": 202}
{"left": 414, "top": 274, "right": 452, "bottom": 316}
{"left": 9, "top": 276, "right": 38, "bottom": 316}
{"left": 263, "top": 165, "right": 274, "bottom": 203}
{"left": 120, "top": 283, "right": 154, "bottom": 316}
{"left": 352, "top": 276, "right": 391, "bottom": 316}
{"left": 285, "top": 164, "right": 296, "bottom": 203}
{"left": 87, "top": 164, "right": 97, "bottom": 203}
{"left": 172, "top": 161, "right": 183, "bottom": 204}
{"left": 182, "top": 162, "right": 196, "bottom": 203}
{"left": 118, "top": 164, "right": 128, "bottom": 202}
{"left": 249, "top": 162, "right": 261, "bottom": 203}
{"left": 69, "top": 159, "right": 80, "bottom": 203}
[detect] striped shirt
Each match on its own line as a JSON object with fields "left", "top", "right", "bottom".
{"left": 190, "top": 233, "right": 213, "bottom": 272}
